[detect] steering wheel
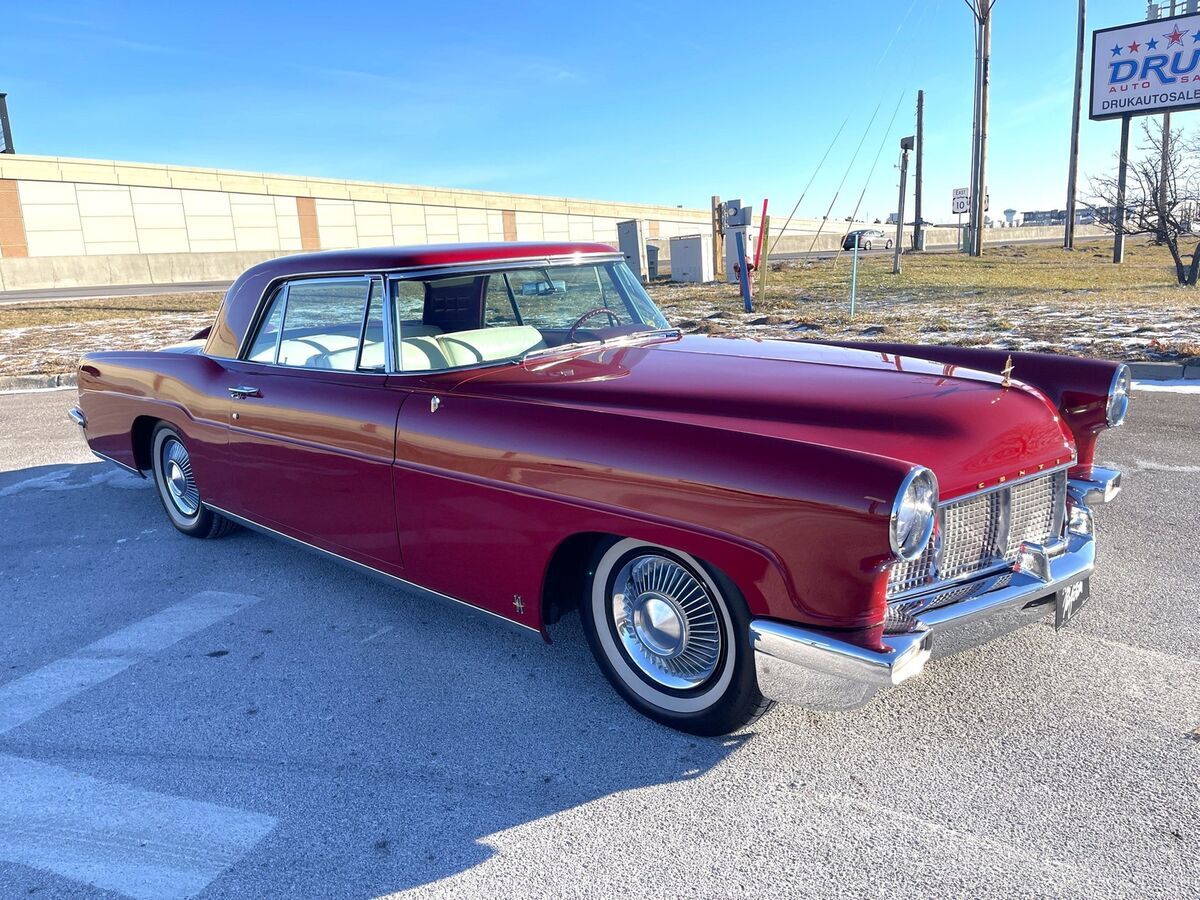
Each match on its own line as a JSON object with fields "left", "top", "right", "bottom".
{"left": 567, "top": 307, "right": 622, "bottom": 342}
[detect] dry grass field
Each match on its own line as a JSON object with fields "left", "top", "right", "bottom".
{"left": 2, "top": 240, "right": 1198, "bottom": 376}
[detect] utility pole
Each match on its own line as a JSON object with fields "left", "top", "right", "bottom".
{"left": 968, "top": 18, "right": 982, "bottom": 255}
{"left": 894, "top": 136, "right": 914, "bottom": 274}
{"left": 914, "top": 90, "right": 925, "bottom": 251}
{"left": 1114, "top": 115, "right": 1132, "bottom": 264}
{"left": 1064, "top": 0, "right": 1086, "bottom": 249}
{"left": 1158, "top": 2, "right": 1176, "bottom": 243}
{"left": 0, "top": 94, "right": 13, "bottom": 155}
{"left": 966, "top": 2, "right": 994, "bottom": 257}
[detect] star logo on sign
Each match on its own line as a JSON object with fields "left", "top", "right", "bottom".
{"left": 1128, "top": 39, "right": 1141, "bottom": 52}
{"left": 1111, "top": 43, "right": 1123, "bottom": 56}
{"left": 1147, "top": 37, "right": 1159, "bottom": 50}
{"left": 1165, "top": 26, "right": 1188, "bottom": 46}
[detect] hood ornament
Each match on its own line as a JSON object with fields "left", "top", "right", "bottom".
{"left": 1001, "top": 354, "right": 1014, "bottom": 389}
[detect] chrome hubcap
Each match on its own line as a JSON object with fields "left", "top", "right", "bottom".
{"left": 611, "top": 554, "right": 721, "bottom": 690}
{"left": 161, "top": 438, "right": 200, "bottom": 516}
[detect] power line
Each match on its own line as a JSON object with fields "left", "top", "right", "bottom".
{"left": 832, "top": 91, "right": 908, "bottom": 265}
{"left": 768, "top": 117, "right": 848, "bottom": 256}
{"left": 804, "top": 103, "right": 883, "bottom": 257}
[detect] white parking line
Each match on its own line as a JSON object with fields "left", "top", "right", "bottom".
{"left": 0, "top": 591, "right": 257, "bottom": 735}
{"left": 0, "top": 591, "right": 276, "bottom": 898}
{"left": 0, "top": 754, "right": 275, "bottom": 900}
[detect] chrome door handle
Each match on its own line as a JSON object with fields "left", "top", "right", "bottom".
{"left": 228, "top": 385, "right": 260, "bottom": 399}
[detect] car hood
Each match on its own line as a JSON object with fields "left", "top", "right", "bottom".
{"left": 452, "top": 334, "right": 1075, "bottom": 498}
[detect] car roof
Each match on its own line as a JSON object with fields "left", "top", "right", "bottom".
{"left": 204, "top": 241, "right": 620, "bottom": 359}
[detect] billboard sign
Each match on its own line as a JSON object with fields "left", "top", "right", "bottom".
{"left": 1091, "top": 13, "right": 1200, "bottom": 120}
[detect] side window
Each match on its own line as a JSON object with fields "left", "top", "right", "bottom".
{"left": 391, "top": 280, "right": 425, "bottom": 331}
{"left": 275, "top": 279, "right": 370, "bottom": 371}
{"left": 245, "top": 288, "right": 285, "bottom": 362}
{"left": 357, "top": 280, "right": 386, "bottom": 371}
{"left": 483, "top": 274, "right": 519, "bottom": 326}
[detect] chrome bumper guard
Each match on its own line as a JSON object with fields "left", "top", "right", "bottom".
{"left": 750, "top": 478, "right": 1111, "bottom": 711}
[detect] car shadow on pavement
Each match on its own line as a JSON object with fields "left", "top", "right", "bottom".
{"left": 0, "top": 461, "right": 749, "bottom": 897}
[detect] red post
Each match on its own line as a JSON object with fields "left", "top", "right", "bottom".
{"left": 753, "top": 198, "right": 769, "bottom": 271}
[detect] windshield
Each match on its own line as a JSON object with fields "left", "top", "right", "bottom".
{"left": 389, "top": 259, "right": 671, "bottom": 372}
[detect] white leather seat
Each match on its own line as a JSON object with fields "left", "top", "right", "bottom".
{"left": 400, "top": 336, "right": 450, "bottom": 370}
{"left": 437, "top": 326, "right": 545, "bottom": 367}
{"left": 275, "top": 334, "right": 360, "bottom": 368}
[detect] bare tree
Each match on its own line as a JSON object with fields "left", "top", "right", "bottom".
{"left": 1090, "top": 120, "right": 1200, "bottom": 285}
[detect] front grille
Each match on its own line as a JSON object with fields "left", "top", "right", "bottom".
{"left": 886, "top": 470, "right": 1066, "bottom": 600}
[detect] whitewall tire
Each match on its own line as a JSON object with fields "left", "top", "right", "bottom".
{"left": 580, "top": 538, "right": 771, "bottom": 735}
{"left": 150, "top": 423, "right": 237, "bottom": 539}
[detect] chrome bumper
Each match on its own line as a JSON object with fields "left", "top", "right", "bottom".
{"left": 750, "top": 476, "right": 1115, "bottom": 712}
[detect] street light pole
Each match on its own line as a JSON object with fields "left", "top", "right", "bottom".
{"left": 973, "top": 6, "right": 992, "bottom": 256}
{"left": 966, "top": 2, "right": 994, "bottom": 257}
{"left": 1064, "top": 0, "right": 1086, "bottom": 249}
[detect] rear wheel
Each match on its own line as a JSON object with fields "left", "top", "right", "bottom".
{"left": 864, "top": 241, "right": 873, "bottom": 251}
{"left": 150, "top": 423, "right": 238, "bottom": 539}
{"left": 579, "top": 538, "right": 771, "bottom": 735}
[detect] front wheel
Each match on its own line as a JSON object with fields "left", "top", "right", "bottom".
{"left": 886, "top": 239, "right": 894, "bottom": 250}
{"left": 580, "top": 538, "right": 771, "bottom": 735}
{"left": 151, "top": 423, "right": 238, "bottom": 539}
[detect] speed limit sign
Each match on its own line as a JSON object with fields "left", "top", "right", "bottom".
{"left": 952, "top": 187, "right": 970, "bottom": 215}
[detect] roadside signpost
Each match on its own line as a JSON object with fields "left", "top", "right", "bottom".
{"left": 1090, "top": 8, "right": 1200, "bottom": 262}
{"left": 952, "top": 187, "right": 970, "bottom": 215}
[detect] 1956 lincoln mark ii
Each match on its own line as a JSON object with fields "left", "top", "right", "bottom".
{"left": 70, "top": 242, "right": 1130, "bottom": 734}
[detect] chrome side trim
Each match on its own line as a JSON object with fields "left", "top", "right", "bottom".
{"left": 92, "top": 450, "right": 144, "bottom": 477}
{"left": 68, "top": 407, "right": 87, "bottom": 428}
{"left": 1068, "top": 466, "right": 1121, "bottom": 506}
{"left": 203, "top": 503, "right": 542, "bottom": 637}
{"left": 752, "top": 529, "right": 1096, "bottom": 711}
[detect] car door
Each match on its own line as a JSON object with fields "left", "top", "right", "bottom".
{"left": 218, "top": 275, "right": 409, "bottom": 570}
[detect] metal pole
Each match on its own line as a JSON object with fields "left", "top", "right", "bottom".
{"left": 850, "top": 240, "right": 859, "bottom": 318}
{"left": 1064, "top": 0, "right": 1086, "bottom": 249}
{"left": 1114, "top": 114, "right": 1131, "bottom": 264}
{"left": 893, "top": 148, "right": 909, "bottom": 275}
{"left": 968, "top": 14, "right": 982, "bottom": 256}
{"left": 734, "top": 230, "right": 752, "bottom": 312}
{"left": 0, "top": 94, "right": 13, "bottom": 155}
{"left": 914, "top": 90, "right": 925, "bottom": 251}
{"left": 1159, "top": 2, "right": 1176, "bottom": 242}
{"left": 973, "top": 5, "right": 992, "bottom": 257}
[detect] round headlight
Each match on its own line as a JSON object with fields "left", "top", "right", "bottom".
{"left": 1106, "top": 364, "right": 1131, "bottom": 427}
{"left": 890, "top": 467, "right": 938, "bottom": 561}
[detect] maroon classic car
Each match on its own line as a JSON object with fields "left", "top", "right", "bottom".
{"left": 70, "top": 242, "right": 1130, "bottom": 735}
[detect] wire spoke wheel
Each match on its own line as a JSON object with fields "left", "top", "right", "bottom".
{"left": 161, "top": 437, "right": 200, "bottom": 517}
{"left": 610, "top": 553, "right": 722, "bottom": 691}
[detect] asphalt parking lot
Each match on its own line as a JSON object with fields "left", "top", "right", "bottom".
{"left": 0, "top": 387, "right": 1197, "bottom": 899}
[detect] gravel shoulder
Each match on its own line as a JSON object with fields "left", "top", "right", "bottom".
{"left": 2, "top": 242, "right": 1199, "bottom": 376}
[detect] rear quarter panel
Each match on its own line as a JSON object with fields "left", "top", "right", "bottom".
{"left": 77, "top": 351, "right": 231, "bottom": 502}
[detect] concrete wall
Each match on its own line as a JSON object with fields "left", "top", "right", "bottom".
{"left": 0, "top": 153, "right": 1115, "bottom": 291}
{"left": 0, "top": 154, "right": 712, "bottom": 292}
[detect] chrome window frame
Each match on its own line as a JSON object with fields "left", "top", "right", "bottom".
{"left": 238, "top": 274, "right": 392, "bottom": 376}
{"left": 232, "top": 252, "right": 624, "bottom": 363}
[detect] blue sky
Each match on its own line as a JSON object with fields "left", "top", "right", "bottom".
{"left": 0, "top": 0, "right": 1169, "bottom": 222}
